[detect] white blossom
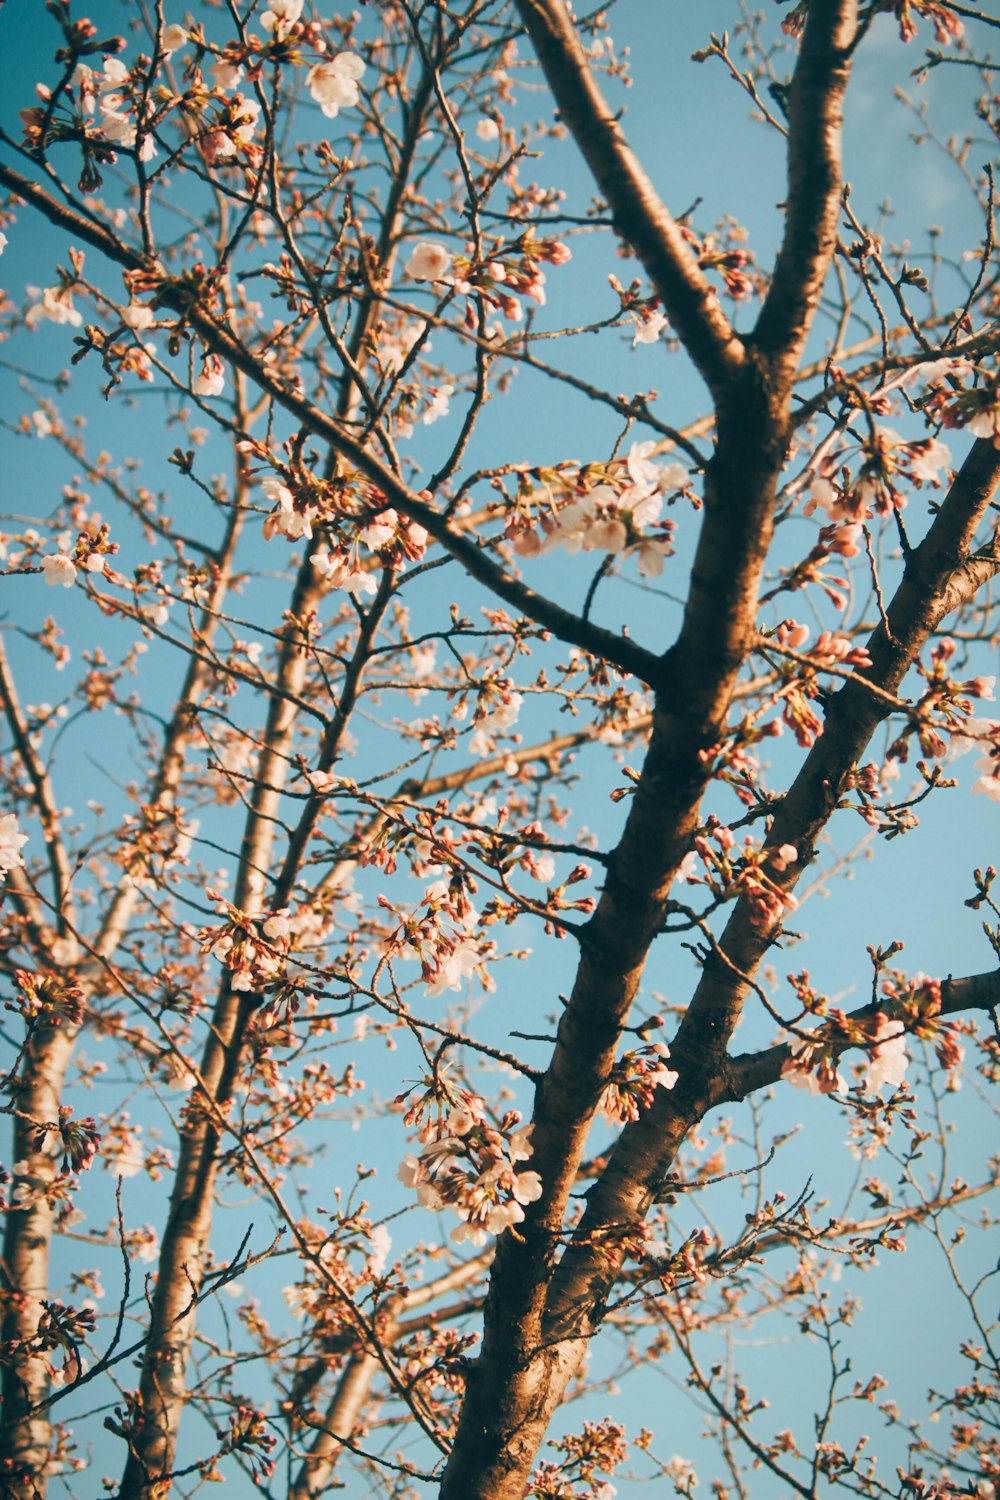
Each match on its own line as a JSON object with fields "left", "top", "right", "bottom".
{"left": 122, "top": 302, "right": 155, "bottom": 330}
{"left": 306, "top": 53, "right": 365, "bottom": 117}
{"left": 0, "top": 813, "right": 28, "bottom": 877}
{"left": 210, "top": 57, "right": 244, "bottom": 90}
{"left": 405, "top": 241, "right": 452, "bottom": 282}
{"left": 25, "top": 287, "right": 83, "bottom": 329}
{"left": 260, "top": 0, "right": 303, "bottom": 32}
{"left": 469, "top": 691, "right": 523, "bottom": 757}
{"left": 422, "top": 384, "right": 453, "bottom": 425}
{"left": 863, "top": 1017, "right": 909, "bottom": 1094}
{"left": 194, "top": 355, "right": 225, "bottom": 398}
{"left": 160, "top": 24, "right": 188, "bottom": 54}
{"left": 632, "top": 310, "right": 668, "bottom": 346}
{"left": 41, "top": 554, "right": 77, "bottom": 588}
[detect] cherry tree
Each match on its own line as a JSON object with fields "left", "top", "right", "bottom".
{"left": 0, "top": 1, "right": 998, "bottom": 1497}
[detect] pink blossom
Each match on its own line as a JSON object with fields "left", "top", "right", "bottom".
{"left": 469, "top": 691, "right": 523, "bottom": 757}
{"left": 99, "top": 106, "right": 138, "bottom": 148}
{"left": 425, "top": 936, "right": 483, "bottom": 995}
{"left": 422, "top": 384, "right": 454, "bottom": 425}
{"left": 321, "top": 557, "right": 377, "bottom": 598}
{"left": 968, "top": 400, "right": 1000, "bottom": 446}
{"left": 769, "top": 843, "right": 798, "bottom": 871}
{"left": 360, "top": 509, "right": 398, "bottom": 549}
{"left": 781, "top": 1035, "right": 845, "bottom": 1095}
{"left": 629, "top": 537, "right": 672, "bottom": 577}
{"left": 210, "top": 56, "right": 244, "bottom": 90}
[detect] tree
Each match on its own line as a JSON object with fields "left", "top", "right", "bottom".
{"left": 0, "top": 0, "right": 998, "bottom": 1495}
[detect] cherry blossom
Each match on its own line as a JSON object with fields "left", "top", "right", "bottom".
{"left": 781, "top": 1034, "right": 846, "bottom": 1095}
{"left": 908, "top": 436, "right": 951, "bottom": 483}
{"left": 0, "top": 812, "right": 28, "bottom": 878}
{"left": 122, "top": 302, "right": 155, "bottom": 330}
{"left": 25, "top": 287, "right": 83, "bottom": 329}
{"left": 405, "top": 241, "right": 452, "bottom": 281}
{"left": 210, "top": 55, "right": 244, "bottom": 90}
{"left": 627, "top": 536, "right": 673, "bottom": 577}
{"left": 862, "top": 1015, "right": 909, "bottom": 1093}
{"left": 599, "top": 1044, "right": 679, "bottom": 1124}
{"left": 41, "top": 554, "right": 77, "bottom": 588}
{"left": 424, "top": 936, "right": 484, "bottom": 996}
{"left": 160, "top": 24, "right": 188, "bottom": 54}
{"left": 203, "top": 95, "right": 261, "bottom": 162}
{"left": 359, "top": 509, "right": 397, "bottom": 549}
{"left": 631, "top": 309, "right": 668, "bottom": 345}
{"left": 313, "top": 549, "right": 377, "bottom": 596}
{"left": 262, "top": 476, "right": 315, "bottom": 541}
{"left": 469, "top": 689, "right": 523, "bottom": 756}
{"left": 476, "top": 117, "right": 500, "bottom": 141}
{"left": 973, "top": 747, "right": 1000, "bottom": 801}
{"left": 422, "top": 383, "right": 454, "bottom": 425}
{"left": 306, "top": 53, "right": 365, "bottom": 118}
{"left": 967, "top": 397, "right": 1000, "bottom": 446}
{"left": 194, "top": 355, "right": 226, "bottom": 398}
{"left": 260, "top": 0, "right": 304, "bottom": 33}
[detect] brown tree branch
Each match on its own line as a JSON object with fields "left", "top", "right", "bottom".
{"left": 722, "top": 969, "right": 1000, "bottom": 1101}
{"left": 540, "top": 436, "right": 1000, "bottom": 1336}
{"left": 511, "top": 0, "right": 744, "bottom": 398}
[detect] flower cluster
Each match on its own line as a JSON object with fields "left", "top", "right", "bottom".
{"left": 469, "top": 681, "right": 523, "bottom": 758}
{"left": 404, "top": 229, "right": 570, "bottom": 324}
{"left": 504, "top": 441, "right": 686, "bottom": 577}
{"left": 938, "top": 367, "right": 1000, "bottom": 447}
{"left": 8, "top": 969, "right": 85, "bottom": 1028}
{"left": 21, "top": 1298, "right": 97, "bottom": 1389}
{"left": 21, "top": 14, "right": 367, "bottom": 192}
{"left": 805, "top": 426, "right": 951, "bottom": 525}
{"left": 396, "top": 1064, "right": 542, "bottom": 1244}
{"left": 598, "top": 1044, "right": 679, "bottom": 1124}
{"left": 198, "top": 897, "right": 293, "bottom": 994}
{"left": 781, "top": 1009, "right": 911, "bottom": 1097}
{"left": 679, "top": 818, "right": 800, "bottom": 931}
{"left": 52, "top": 1108, "right": 102, "bottom": 1174}
{"left": 254, "top": 457, "right": 430, "bottom": 593}
{"left": 764, "top": 620, "right": 873, "bottom": 748}
{"left": 529, "top": 1417, "right": 628, "bottom": 1499}
{"left": 305, "top": 51, "right": 365, "bottom": 117}
{"left": 214, "top": 1405, "right": 277, "bottom": 1483}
